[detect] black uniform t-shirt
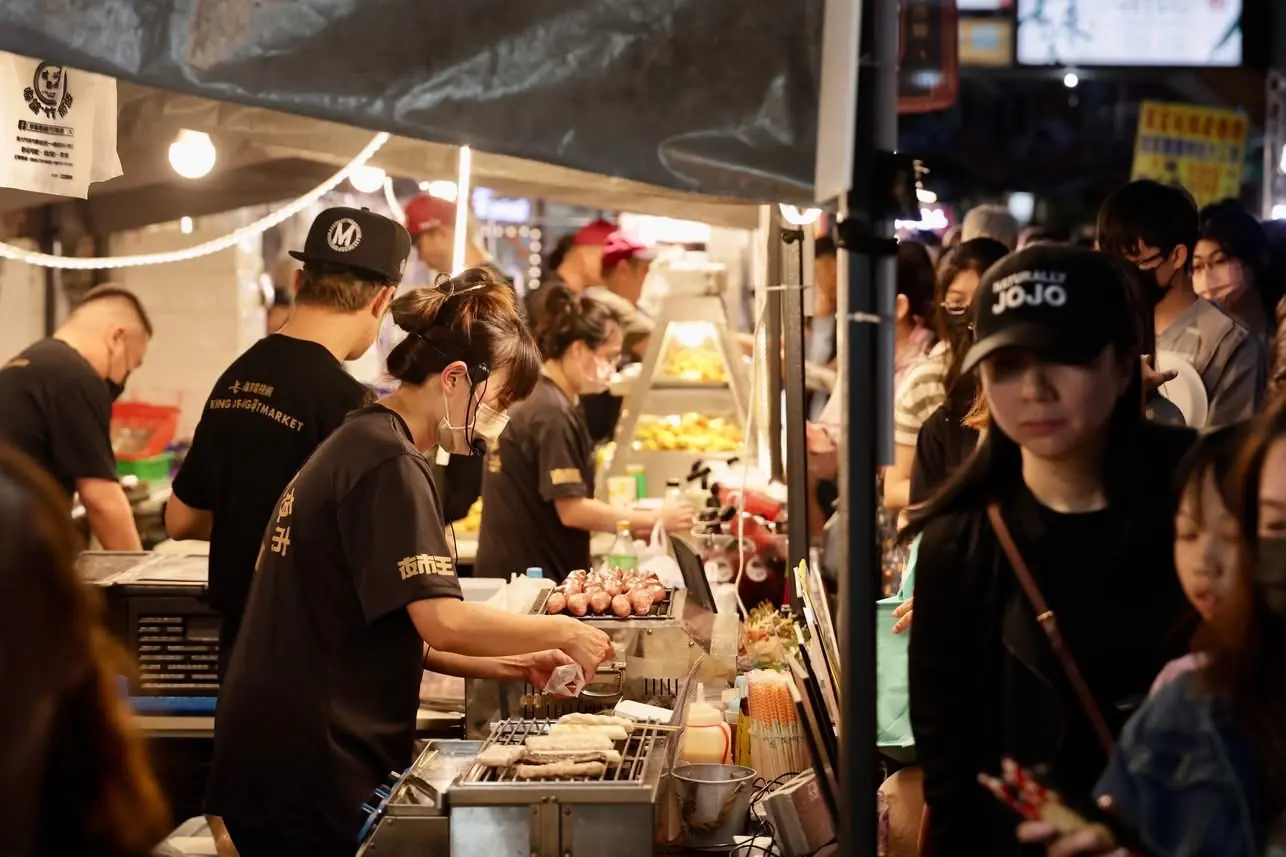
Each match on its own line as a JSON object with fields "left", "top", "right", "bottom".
{"left": 475, "top": 376, "right": 594, "bottom": 582}
{"left": 0, "top": 339, "right": 116, "bottom": 498}
{"left": 171, "top": 335, "right": 370, "bottom": 625}
{"left": 205, "top": 404, "right": 461, "bottom": 846}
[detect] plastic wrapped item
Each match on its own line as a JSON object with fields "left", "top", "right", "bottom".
{"left": 544, "top": 663, "right": 586, "bottom": 697}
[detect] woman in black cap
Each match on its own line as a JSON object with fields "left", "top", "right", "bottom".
{"left": 904, "top": 245, "right": 1199, "bottom": 856}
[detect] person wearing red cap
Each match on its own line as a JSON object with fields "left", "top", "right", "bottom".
{"left": 402, "top": 194, "right": 493, "bottom": 275}
{"left": 586, "top": 230, "right": 657, "bottom": 360}
{"left": 525, "top": 218, "right": 616, "bottom": 323}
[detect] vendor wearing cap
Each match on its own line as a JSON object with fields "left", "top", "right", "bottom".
{"left": 403, "top": 193, "right": 497, "bottom": 276}
{"left": 206, "top": 268, "right": 614, "bottom": 857}
{"left": 587, "top": 230, "right": 657, "bottom": 359}
{"left": 580, "top": 230, "right": 659, "bottom": 442}
{"left": 525, "top": 218, "right": 617, "bottom": 323}
{"left": 167, "top": 206, "right": 411, "bottom": 682}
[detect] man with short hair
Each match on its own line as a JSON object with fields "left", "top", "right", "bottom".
{"left": 1097, "top": 179, "right": 1266, "bottom": 427}
{"left": 166, "top": 206, "right": 411, "bottom": 680}
{"left": 0, "top": 285, "right": 151, "bottom": 550}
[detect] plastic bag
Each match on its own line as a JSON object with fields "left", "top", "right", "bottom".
{"left": 638, "top": 520, "right": 684, "bottom": 588}
{"left": 544, "top": 663, "right": 586, "bottom": 697}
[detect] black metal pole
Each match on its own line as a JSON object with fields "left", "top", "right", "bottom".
{"left": 780, "top": 224, "right": 810, "bottom": 576}
{"left": 836, "top": 0, "right": 898, "bottom": 852}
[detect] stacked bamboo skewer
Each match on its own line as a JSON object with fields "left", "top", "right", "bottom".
{"left": 745, "top": 670, "right": 806, "bottom": 779}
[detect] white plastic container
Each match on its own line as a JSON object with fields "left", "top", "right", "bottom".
{"left": 678, "top": 683, "right": 733, "bottom": 765}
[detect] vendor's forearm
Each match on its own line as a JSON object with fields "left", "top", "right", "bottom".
{"left": 424, "top": 648, "right": 523, "bottom": 681}
{"left": 554, "top": 496, "right": 653, "bottom": 536}
{"left": 410, "top": 600, "right": 579, "bottom": 658}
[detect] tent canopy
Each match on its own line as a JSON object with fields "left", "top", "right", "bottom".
{"left": 0, "top": 0, "right": 821, "bottom": 219}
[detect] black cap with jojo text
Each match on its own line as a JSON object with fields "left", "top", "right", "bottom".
{"left": 959, "top": 244, "right": 1138, "bottom": 375}
{"left": 288, "top": 206, "right": 413, "bottom": 284}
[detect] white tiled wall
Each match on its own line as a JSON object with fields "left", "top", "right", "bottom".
{"left": 111, "top": 213, "right": 265, "bottom": 439}
{"left": 0, "top": 241, "right": 46, "bottom": 359}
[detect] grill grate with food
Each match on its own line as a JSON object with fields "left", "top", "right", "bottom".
{"left": 535, "top": 588, "right": 677, "bottom": 620}
{"left": 460, "top": 718, "right": 661, "bottom": 786}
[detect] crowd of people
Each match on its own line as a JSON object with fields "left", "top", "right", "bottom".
{"left": 5, "top": 171, "right": 1286, "bottom": 857}
{"left": 842, "top": 181, "right": 1286, "bottom": 857}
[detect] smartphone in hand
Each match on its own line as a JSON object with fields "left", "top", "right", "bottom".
{"left": 978, "top": 757, "right": 1151, "bottom": 857}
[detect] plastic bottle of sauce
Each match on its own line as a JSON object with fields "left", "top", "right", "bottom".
{"left": 679, "top": 682, "right": 732, "bottom": 765}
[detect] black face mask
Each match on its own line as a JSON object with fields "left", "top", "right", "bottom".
{"left": 105, "top": 376, "right": 126, "bottom": 402}
{"left": 1138, "top": 264, "right": 1175, "bottom": 307}
{"left": 1254, "top": 536, "right": 1286, "bottom": 620}
{"left": 945, "top": 313, "right": 973, "bottom": 334}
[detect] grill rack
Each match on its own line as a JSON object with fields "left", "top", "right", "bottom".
{"left": 520, "top": 677, "right": 682, "bottom": 720}
{"left": 533, "top": 588, "right": 677, "bottom": 621}
{"left": 460, "top": 718, "right": 660, "bottom": 787}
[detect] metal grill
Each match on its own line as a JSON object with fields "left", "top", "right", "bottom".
{"left": 535, "top": 589, "right": 677, "bottom": 620}
{"left": 520, "top": 677, "right": 683, "bottom": 720}
{"left": 461, "top": 719, "right": 659, "bottom": 786}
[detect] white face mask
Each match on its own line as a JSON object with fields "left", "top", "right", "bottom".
{"left": 578, "top": 351, "right": 614, "bottom": 395}
{"left": 438, "top": 379, "right": 481, "bottom": 456}
{"left": 474, "top": 401, "right": 510, "bottom": 442}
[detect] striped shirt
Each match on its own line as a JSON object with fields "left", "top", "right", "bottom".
{"left": 893, "top": 346, "right": 950, "bottom": 448}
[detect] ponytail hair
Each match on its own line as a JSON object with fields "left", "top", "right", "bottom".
{"left": 386, "top": 267, "right": 542, "bottom": 407}
{"left": 533, "top": 285, "right": 620, "bottom": 360}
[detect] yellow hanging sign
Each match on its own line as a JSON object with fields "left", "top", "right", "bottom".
{"left": 1130, "top": 100, "right": 1248, "bottom": 210}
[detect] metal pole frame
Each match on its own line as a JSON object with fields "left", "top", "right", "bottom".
{"left": 825, "top": 0, "right": 901, "bottom": 852}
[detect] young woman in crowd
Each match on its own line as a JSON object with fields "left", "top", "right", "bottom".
{"left": 0, "top": 446, "right": 171, "bottom": 857}
{"left": 906, "top": 237, "right": 1011, "bottom": 506}
{"left": 206, "top": 270, "right": 615, "bottom": 857}
{"left": 905, "top": 245, "right": 1197, "bottom": 857}
{"left": 1192, "top": 207, "right": 1274, "bottom": 339}
{"left": 475, "top": 284, "right": 694, "bottom": 582}
{"left": 1020, "top": 403, "right": 1286, "bottom": 856}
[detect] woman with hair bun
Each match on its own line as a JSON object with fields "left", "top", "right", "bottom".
{"left": 476, "top": 284, "right": 696, "bottom": 583}
{"left": 206, "top": 269, "right": 616, "bottom": 857}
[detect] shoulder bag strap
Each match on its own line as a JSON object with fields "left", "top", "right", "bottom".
{"left": 986, "top": 502, "right": 1116, "bottom": 754}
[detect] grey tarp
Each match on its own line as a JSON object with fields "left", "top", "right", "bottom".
{"left": 0, "top": 0, "right": 822, "bottom": 204}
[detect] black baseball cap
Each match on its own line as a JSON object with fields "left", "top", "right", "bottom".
{"left": 959, "top": 244, "right": 1138, "bottom": 375}
{"left": 288, "top": 206, "right": 412, "bottom": 284}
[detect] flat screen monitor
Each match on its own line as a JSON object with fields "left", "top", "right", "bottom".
{"left": 1016, "top": 0, "right": 1242, "bottom": 67}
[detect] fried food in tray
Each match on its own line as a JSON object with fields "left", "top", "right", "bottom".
{"left": 542, "top": 567, "right": 671, "bottom": 618}
{"left": 473, "top": 744, "right": 623, "bottom": 768}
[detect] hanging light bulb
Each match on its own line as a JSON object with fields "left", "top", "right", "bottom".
{"left": 168, "top": 130, "right": 217, "bottom": 179}
{"left": 349, "top": 165, "right": 386, "bottom": 194}
{"left": 778, "top": 204, "right": 823, "bottom": 226}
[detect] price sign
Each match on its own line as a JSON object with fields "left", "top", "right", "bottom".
{"left": 1130, "top": 100, "right": 1248, "bottom": 209}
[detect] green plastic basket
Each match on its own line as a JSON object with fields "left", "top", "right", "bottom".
{"left": 116, "top": 451, "right": 174, "bottom": 484}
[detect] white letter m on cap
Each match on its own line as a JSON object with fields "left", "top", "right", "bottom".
{"left": 327, "top": 218, "right": 362, "bottom": 252}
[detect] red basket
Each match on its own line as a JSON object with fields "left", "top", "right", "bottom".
{"left": 111, "top": 402, "right": 180, "bottom": 461}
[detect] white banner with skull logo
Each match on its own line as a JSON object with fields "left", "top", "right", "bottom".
{"left": 0, "top": 52, "right": 120, "bottom": 198}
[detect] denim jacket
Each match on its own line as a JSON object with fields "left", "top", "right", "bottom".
{"left": 1095, "top": 672, "right": 1262, "bottom": 857}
